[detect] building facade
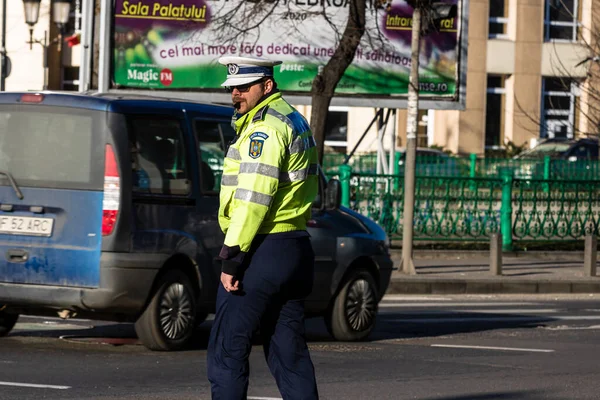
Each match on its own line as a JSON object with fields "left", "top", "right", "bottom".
{"left": 2, "top": 0, "right": 598, "bottom": 157}
{"left": 435, "top": 0, "right": 600, "bottom": 155}
{"left": 331, "top": 0, "right": 600, "bottom": 157}
{"left": 1, "top": 0, "right": 79, "bottom": 92}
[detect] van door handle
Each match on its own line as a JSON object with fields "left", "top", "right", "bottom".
{"left": 7, "top": 249, "right": 28, "bottom": 263}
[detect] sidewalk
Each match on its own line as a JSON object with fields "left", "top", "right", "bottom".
{"left": 386, "top": 249, "right": 600, "bottom": 294}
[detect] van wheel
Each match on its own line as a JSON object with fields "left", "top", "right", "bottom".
{"left": 0, "top": 310, "right": 18, "bottom": 337}
{"left": 325, "top": 270, "right": 378, "bottom": 342}
{"left": 135, "top": 270, "right": 197, "bottom": 351}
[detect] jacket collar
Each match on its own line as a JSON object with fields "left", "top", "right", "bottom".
{"left": 233, "top": 92, "right": 282, "bottom": 132}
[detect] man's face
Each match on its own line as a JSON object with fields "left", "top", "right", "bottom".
{"left": 229, "top": 78, "right": 273, "bottom": 115}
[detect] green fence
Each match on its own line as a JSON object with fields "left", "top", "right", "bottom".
{"left": 324, "top": 152, "right": 600, "bottom": 180}
{"left": 334, "top": 167, "right": 600, "bottom": 249}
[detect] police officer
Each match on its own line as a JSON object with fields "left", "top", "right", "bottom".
{"left": 207, "top": 56, "right": 320, "bottom": 400}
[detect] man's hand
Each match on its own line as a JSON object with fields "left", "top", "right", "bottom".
{"left": 220, "top": 272, "right": 240, "bottom": 292}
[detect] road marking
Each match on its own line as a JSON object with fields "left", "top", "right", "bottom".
{"left": 454, "top": 309, "right": 559, "bottom": 314}
{"left": 380, "top": 309, "right": 560, "bottom": 316}
{"left": 544, "top": 324, "right": 600, "bottom": 330}
{"left": 383, "top": 309, "right": 560, "bottom": 314}
{"left": 22, "top": 315, "right": 94, "bottom": 322}
{"left": 431, "top": 344, "right": 554, "bottom": 353}
{"left": 0, "top": 381, "right": 71, "bottom": 389}
{"left": 529, "top": 315, "right": 600, "bottom": 320}
{"left": 13, "top": 322, "right": 92, "bottom": 331}
{"left": 382, "top": 295, "right": 450, "bottom": 301}
{"left": 389, "top": 315, "right": 600, "bottom": 323}
{"left": 247, "top": 397, "right": 283, "bottom": 400}
{"left": 379, "top": 302, "right": 540, "bottom": 308}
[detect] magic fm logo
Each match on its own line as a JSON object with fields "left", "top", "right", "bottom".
{"left": 127, "top": 68, "right": 173, "bottom": 86}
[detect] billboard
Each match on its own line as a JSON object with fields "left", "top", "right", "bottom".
{"left": 111, "top": 0, "right": 467, "bottom": 109}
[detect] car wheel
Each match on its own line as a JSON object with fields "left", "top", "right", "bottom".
{"left": 326, "top": 269, "right": 378, "bottom": 341}
{"left": 0, "top": 310, "right": 18, "bottom": 337}
{"left": 135, "top": 270, "right": 197, "bottom": 351}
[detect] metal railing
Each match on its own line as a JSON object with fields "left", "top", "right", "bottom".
{"left": 324, "top": 152, "right": 600, "bottom": 180}
{"left": 334, "top": 165, "right": 600, "bottom": 250}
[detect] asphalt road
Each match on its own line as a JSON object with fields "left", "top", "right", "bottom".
{"left": 2, "top": 294, "right": 600, "bottom": 400}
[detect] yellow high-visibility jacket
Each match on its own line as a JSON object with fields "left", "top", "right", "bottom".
{"left": 217, "top": 92, "right": 319, "bottom": 275}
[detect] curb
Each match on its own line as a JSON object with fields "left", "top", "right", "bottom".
{"left": 387, "top": 278, "right": 600, "bottom": 295}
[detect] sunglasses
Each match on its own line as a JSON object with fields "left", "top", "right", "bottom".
{"left": 225, "top": 78, "right": 266, "bottom": 93}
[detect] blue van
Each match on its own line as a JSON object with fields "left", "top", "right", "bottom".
{"left": 0, "top": 92, "right": 393, "bottom": 350}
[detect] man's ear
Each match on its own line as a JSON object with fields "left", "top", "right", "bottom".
{"left": 264, "top": 78, "right": 274, "bottom": 94}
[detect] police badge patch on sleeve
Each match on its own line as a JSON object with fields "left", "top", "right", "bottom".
{"left": 249, "top": 132, "right": 268, "bottom": 159}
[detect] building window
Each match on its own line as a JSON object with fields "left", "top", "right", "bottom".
{"left": 417, "top": 110, "right": 428, "bottom": 148}
{"left": 541, "top": 77, "right": 579, "bottom": 139}
{"left": 544, "top": 0, "right": 580, "bottom": 41}
{"left": 324, "top": 106, "right": 348, "bottom": 153}
{"left": 485, "top": 75, "right": 506, "bottom": 148}
{"left": 489, "top": 0, "right": 508, "bottom": 39}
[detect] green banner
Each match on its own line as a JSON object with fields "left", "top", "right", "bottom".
{"left": 113, "top": 0, "right": 460, "bottom": 98}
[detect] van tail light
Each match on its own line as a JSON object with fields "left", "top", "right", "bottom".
{"left": 102, "top": 144, "right": 120, "bottom": 236}
{"left": 20, "top": 93, "right": 44, "bottom": 103}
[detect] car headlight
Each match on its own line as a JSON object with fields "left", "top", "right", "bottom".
{"left": 377, "top": 237, "right": 390, "bottom": 255}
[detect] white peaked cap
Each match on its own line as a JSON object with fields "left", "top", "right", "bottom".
{"left": 218, "top": 56, "right": 283, "bottom": 87}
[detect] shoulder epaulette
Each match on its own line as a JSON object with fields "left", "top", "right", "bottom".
{"left": 252, "top": 105, "right": 269, "bottom": 123}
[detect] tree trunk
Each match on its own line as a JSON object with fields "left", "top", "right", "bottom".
{"left": 310, "top": 0, "right": 367, "bottom": 165}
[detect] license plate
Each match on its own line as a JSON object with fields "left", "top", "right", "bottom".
{"left": 0, "top": 216, "right": 54, "bottom": 237}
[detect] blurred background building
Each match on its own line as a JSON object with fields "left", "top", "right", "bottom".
{"left": 1, "top": 0, "right": 598, "bottom": 156}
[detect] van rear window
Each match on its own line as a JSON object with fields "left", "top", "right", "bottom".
{"left": 0, "top": 106, "right": 105, "bottom": 190}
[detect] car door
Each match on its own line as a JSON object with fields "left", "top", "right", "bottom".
{"left": 127, "top": 112, "right": 200, "bottom": 263}
{"left": 305, "top": 209, "right": 339, "bottom": 312}
{"left": 190, "top": 117, "right": 236, "bottom": 306}
{"left": 0, "top": 103, "right": 106, "bottom": 288}
{"left": 561, "top": 144, "right": 592, "bottom": 179}
{"left": 588, "top": 143, "right": 599, "bottom": 160}
{"left": 305, "top": 175, "right": 339, "bottom": 313}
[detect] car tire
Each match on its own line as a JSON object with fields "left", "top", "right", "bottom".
{"left": 0, "top": 310, "right": 18, "bottom": 337}
{"left": 135, "top": 270, "right": 197, "bottom": 351}
{"left": 325, "top": 269, "right": 378, "bottom": 342}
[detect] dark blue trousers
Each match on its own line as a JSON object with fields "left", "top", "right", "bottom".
{"left": 207, "top": 235, "right": 319, "bottom": 400}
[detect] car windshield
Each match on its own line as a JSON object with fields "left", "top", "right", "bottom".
{"left": 516, "top": 143, "right": 572, "bottom": 159}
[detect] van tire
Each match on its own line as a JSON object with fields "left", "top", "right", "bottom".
{"left": 0, "top": 311, "right": 18, "bottom": 337}
{"left": 135, "top": 270, "right": 197, "bottom": 351}
{"left": 325, "top": 269, "right": 378, "bottom": 342}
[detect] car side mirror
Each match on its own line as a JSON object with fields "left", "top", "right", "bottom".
{"left": 325, "top": 179, "right": 341, "bottom": 210}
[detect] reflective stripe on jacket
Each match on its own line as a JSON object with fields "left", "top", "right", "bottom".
{"left": 218, "top": 92, "right": 319, "bottom": 260}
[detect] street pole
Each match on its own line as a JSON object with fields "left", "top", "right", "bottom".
{"left": 98, "top": 0, "right": 112, "bottom": 93}
{"left": 399, "top": 2, "right": 422, "bottom": 275}
{"left": 389, "top": 109, "right": 397, "bottom": 175}
{"left": 0, "top": 0, "right": 6, "bottom": 91}
{"left": 42, "top": 31, "right": 48, "bottom": 90}
{"left": 79, "top": 0, "right": 94, "bottom": 92}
